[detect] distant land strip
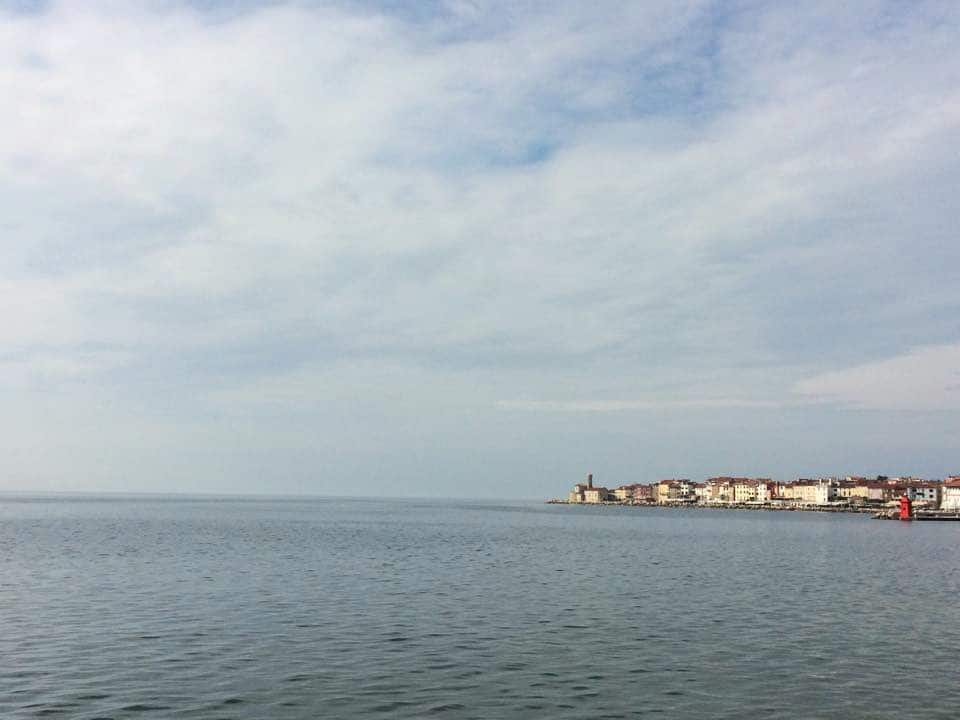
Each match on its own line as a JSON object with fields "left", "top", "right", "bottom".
{"left": 552, "top": 474, "right": 960, "bottom": 515}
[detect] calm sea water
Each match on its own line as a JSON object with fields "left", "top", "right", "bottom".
{"left": 2, "top": 495, "right": 959, "bottom": 719}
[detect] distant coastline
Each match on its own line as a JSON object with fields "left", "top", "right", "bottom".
{"left": 550, "top": 473, "right": 960, "bottom": 515}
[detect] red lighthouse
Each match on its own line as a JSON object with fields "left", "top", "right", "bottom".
{"left": 899, "top": 495, "right": 913, "bottom": 521}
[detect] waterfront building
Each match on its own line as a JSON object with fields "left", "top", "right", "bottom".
{"left": 862, "top": 482, "right": 891, "bottom": 503}
{"left": 583, "top": 487, "right": 610, "bottom": 503}
{"left": 568, "top": 484, "right": 588, "bottom": 503}
{"left": 693, "top": 482, "right": 709, "bottom": 503}
{"left": 655, "top": 480, "right": 670, "bottom": 503}
{"left": 755, "top": 481, "right": 776, "bottom": 503}
{"left": 941, "top": 477, "right": 960, "bottom": 510}
{"left": 732, "top": 479, "right": 761, "bottom": 503}
{"left": 814, "top": 478, "right": 840, "bottom": 504}
{"left": 657, "top": 479, "right": 693, "bottom": 503}
{"left": 838, "top": 477, "right": 944, "bottom": 505}
{"left": 568, "top": 474, "right": 601, "bottom": 503}
{"left": 615, "top": 483, "right": 654, "bottom": 502}
{"left": 705, "top": 477, "right": 734, "bottom": 503}
{"left": 837, "top": 481, "right": 864, "bottom": 500}
{"left": 903, "top": 482, "right": 940, "bottom": 505}
{"left": 782, "top": 478, "right": 838, "bottom": 505}
{"left": 779, "top": 481, "right": 803, "bottom": 502}
{"left": 632, "top": 484, "right": 654, "bottom": 502}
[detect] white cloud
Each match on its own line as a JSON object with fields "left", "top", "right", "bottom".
{"left": 1, "top": 0, "right": 959, "bottom": 490}
{"left": 2, "top": 0, "right": 958, "bottom": 378}
{"left": 795, "top": 343, "right": 960, "bottom": 410}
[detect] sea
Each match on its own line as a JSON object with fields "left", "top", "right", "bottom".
{"left": 2, "top": 494, "right": 959, "bottom": 719}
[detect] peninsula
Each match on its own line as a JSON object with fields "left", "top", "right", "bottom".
{"left": 552, "top": 473, "right": 960, "bottom": 513}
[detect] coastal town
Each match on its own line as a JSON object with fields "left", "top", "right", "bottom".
{"left": 555, "top": 473, "right": 960, "bottom": 514}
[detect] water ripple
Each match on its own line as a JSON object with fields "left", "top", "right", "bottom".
{"left": 2, "top": 496, "right": 960, "bottom": 719}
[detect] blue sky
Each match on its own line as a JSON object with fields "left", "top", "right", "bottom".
{"left": 2, "top": 0, "right": 959, "bottom": 497}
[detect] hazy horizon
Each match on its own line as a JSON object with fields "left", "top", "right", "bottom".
{"left": 0, "top": 469, "right": 954, "bottom": 501}
{"left": 3, "top": 0, "right": 959, "bottom": 498}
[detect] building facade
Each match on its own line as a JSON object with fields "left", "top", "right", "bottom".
{"left": 782, "top": 478, "right": 838, "bottom": 505}
{"left": 904, "top": 483, "right": 940, "bottom": 505}
{"left": 942, "top": 478, "right": 960, "bottom": 510}
{"left": 584, "top": 487, "right": 610, "bottom": 503}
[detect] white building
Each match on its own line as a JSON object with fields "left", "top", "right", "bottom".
{"left": 693, "top": 483, "right": 710, "bottom": 503}
{"left": 755, "top": 481, "right": 775, "bottom": 503}
{"left": 817, "top": 479, "right": 841, "bottom": 505}
{"left": 941, "top": 478, "right": 960, "bottom": 510}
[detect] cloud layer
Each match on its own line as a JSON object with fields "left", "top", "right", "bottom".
{"left": 2, "top": 0, "right": 960, "bottom": 493}
{"left": 796, "top": 343, "right": 960, "bottom": 410}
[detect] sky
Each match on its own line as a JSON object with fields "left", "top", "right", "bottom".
{"left": 2, "top": 0, "right": 959, "bottom": 498}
